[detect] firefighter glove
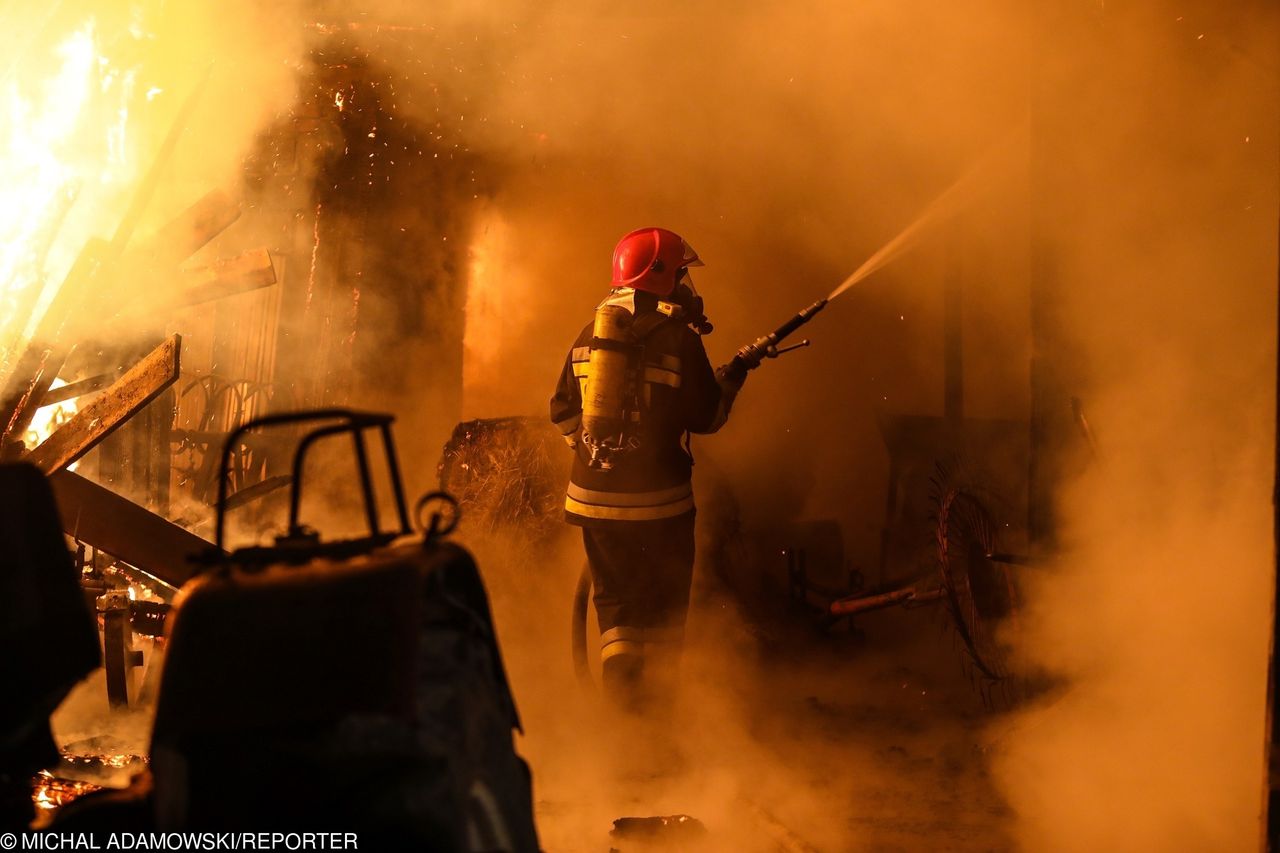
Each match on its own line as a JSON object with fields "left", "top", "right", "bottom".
{"left": 717, "top": 357, "right": 749, "bottom": 388}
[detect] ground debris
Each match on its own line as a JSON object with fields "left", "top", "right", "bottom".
{"left": 610, "top": 814, "right": 708, "bottom": 848}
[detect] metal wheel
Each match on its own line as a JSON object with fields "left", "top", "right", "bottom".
{"left": 935, "top": 485, "right": 1020, "bottom": 706}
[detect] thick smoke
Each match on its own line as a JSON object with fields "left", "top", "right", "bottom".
{"left": 300, "top": 0, "right": 1278, "bottom": 848}
{"left": 322, "top": 1, "right": 1026, "bottom": 848}
{"left": 988, "top": 3, "right": 1278, "bottom": 849}
{"left": 31, "top": 0, "right": 1277, "bottom": 847}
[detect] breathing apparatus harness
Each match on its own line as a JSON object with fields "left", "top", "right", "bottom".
{"left": 579, "top": 283, "right": 708, "bottom": 471}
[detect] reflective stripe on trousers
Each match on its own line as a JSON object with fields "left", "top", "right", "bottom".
{"left": 565, "top": 481, "right": 694, "bottom": 522}
{"left": 600, "top": 624, "right": 686, "bottom": 662}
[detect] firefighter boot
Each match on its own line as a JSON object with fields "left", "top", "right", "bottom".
{"left": 600, "top": 626, "right": 645, "bottom": 712}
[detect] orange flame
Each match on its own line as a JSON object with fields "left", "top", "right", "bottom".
{"left": 0, "top": 19, "right": 148, "bottom": 347}
{"left": 23, "top": 379, "right": 77, "bottom": 451}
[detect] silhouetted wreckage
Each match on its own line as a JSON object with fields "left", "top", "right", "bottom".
{"left": 0, "top": 39, "right": 540, "bottom": 844}
{"left": 2, "top": 412, "right": 540, "bottom": 849}
{"left": 0, "top": 464, "right": 101, "bottom": 830}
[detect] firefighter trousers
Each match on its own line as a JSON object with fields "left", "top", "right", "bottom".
{"left": 581, "top": 512, "right": 695, "bottom": 706}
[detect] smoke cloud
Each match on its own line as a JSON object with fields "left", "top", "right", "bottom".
{"left": 23, "top": 0, "right": 1277, "bottom": 847}
{"left": 987, "top": 3, "right": 1278, "bottom": 849}
{"left": 279, "top": 1, "right": 1278, "bottom": 848}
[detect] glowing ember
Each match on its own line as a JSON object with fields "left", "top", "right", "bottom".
{"left": 32, "top": 751, "right": 149, "bottom": 816}
{"left": 32, "top": 772, "right": 102, "bottom": 812}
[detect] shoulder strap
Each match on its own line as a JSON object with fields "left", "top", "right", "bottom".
{"left": 630, "top": 311, "right": 677, "bottom": 342}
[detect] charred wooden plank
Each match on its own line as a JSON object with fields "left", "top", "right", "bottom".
{"left": 126, "top": 189, "right": 242, "bottom": 270}
{"left": 0, "top": 239, "right": 111, "bottom": 454}
{"left": 50, "top": 469, "right": 210, "bottom": 587}
{"left": 111, "top": 247, "right": 274, "bottom": 326}
{"left": 28, "top": 335, "right": 181, "bottom": 475}
{"left": 178, "top": 248, "right": 275, "bottom": 306}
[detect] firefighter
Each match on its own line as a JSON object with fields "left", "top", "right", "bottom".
{"left": 549, "top": 227, "right": 748, "bottom": 710}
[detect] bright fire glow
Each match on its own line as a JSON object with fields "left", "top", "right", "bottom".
{"left": 24, "top": 379, "right": 78, "bottom": 451}
{"left": 462, "top": 209, "right": 518, "bottom": 417}
{"left": 0, "top": 18, "right": 147, "bottom": 352}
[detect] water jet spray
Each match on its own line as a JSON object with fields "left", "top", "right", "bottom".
{"left": 730, "top": 145, "right": 1002, "bottom": 370}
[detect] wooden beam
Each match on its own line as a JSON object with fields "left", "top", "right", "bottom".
{"left": 112, "top": 247, "right": 275, "bottom": 325}
{"left": 0, "top": 238, "right": 110, "bottom": 453}
{"left": 39, "top": 372, "right": 118, "bottom": 406}
{"left": 178, "top": 247, "right": 276, "bottom": 307}
{"left": 28, "top": 335, "right": 181, "bottom": 475}
{"left": 125, "top": 189, "right": 242, "bottom": 270}
{"left": 50, "top": 469, "right": 211, "bottom": 587}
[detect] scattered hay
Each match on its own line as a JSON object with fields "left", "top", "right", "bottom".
{"left": 437, "top": 416, "right": 568, "bottom": 542}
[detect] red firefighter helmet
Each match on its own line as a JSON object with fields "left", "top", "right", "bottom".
{"left": 610, "top": 227, "right": 703, "bottom": 296}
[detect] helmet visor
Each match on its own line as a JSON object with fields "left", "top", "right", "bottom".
{"left": 677, "top": 268, "right": 698, "bottom": 295}
{"left": 680, "top": 239, "right": 704, "bottom": 267}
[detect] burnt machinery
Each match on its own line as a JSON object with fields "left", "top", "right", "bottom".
{"left": 17, "top": 409, "right": 540, "bottom": 848}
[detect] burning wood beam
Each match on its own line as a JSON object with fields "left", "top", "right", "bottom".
{"left": 110, "top": 247, "right": 276, "bottom": 325}
{"left": 0, "top": 239, "right": 111, "bottom": 454}
{"left": 39, "top": 372, "right": 118, "bottom": 407}
{"left": 0, "top": 195, "right": 239, "bottom": 451}
{"left": 27, "top": 335, "right": 181, "bottom": 474}
{"left": 50, "top": 469, "right": 210, "bottom": 587}
{"left": 124, "top": 189, "right": 242, "bottom": 271}
{"left": 179, "top": 248, "right": 276, "bottom": 306}
{"left": 2, "top": 82, "right": 216, "bottom": 456}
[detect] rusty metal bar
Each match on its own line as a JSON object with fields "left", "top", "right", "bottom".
{"left": 28, "top": 335, "right": 181, "bottom": 474}
{"left": 50, "top": 469, "right": 211, "bottom": 587}
{"left": 828, "top": 585, "right": 945, "bottom": 616}
{"left": 98, "top": 590, "right": 137, "bottom": 707}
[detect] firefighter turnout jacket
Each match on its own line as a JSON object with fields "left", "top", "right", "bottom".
{"left": 550, "top": 288, "right": 730, "bottom": 525}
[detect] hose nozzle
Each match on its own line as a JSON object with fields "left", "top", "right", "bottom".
{"left": 733, "top": 298, "right": 829, "bottom": 371}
